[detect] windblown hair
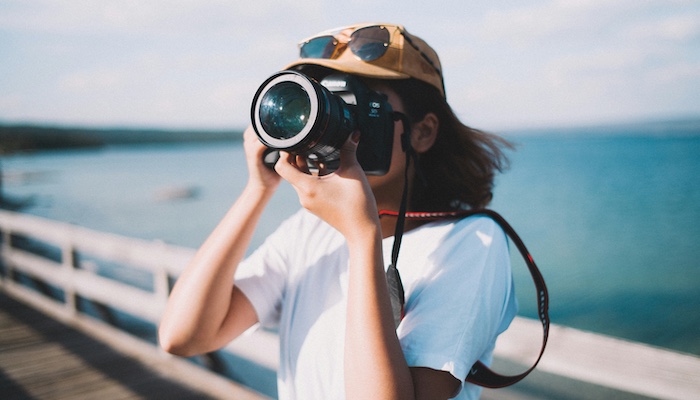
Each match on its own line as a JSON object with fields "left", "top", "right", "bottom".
{"left": 387, "top": 78, "right": 513, "bottom": 211}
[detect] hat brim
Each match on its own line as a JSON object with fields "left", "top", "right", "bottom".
{"left": 284, "top": 58, "right": 410, "bottom": 81}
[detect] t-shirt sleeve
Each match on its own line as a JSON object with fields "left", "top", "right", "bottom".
{"left": 396, "top": 216, "right": 518, "bottom": 384}
{"left": 234, "top": 210, "right": 304, "bottom": 329}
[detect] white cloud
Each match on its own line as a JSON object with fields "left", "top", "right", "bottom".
{"left": 475, "top": 0, "right": 698, "bottom": 49}
{"left": 0, "top": 0, "right": 323, "bottom": 39}
{"left": 625, "top": 13, "right": 700, "bottom": 42}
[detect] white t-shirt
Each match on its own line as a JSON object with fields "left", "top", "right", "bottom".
{"left": 236, "top": 209, "right": 518, "bottom": 400}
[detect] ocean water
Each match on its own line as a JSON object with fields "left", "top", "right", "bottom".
{"left": 2, "top": 128, "right": 699, "bottom": 356}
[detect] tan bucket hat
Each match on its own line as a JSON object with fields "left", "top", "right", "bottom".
{"left": 284, "top": 23, "right": 446, "bottom": 98}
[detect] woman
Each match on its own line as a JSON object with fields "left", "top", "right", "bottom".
{"left": 159, "top": 23, "right": 517, "bottom": 400}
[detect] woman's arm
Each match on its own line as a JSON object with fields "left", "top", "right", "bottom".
{"left": 343, "top": 222, "right": 415, "bottom": 399}
{"left": 158, "top": 127, "right": 281, "bottom": 356}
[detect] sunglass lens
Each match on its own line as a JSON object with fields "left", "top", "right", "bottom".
{"left": 300, "top": 35, "right": 337, "bottom": 59}
{"left": 349, "top": 26, "right": 390, "bottom": 61}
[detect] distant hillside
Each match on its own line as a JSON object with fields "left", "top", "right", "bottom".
{"left": 0, "top": 124, "right": 243, "bottom": 154}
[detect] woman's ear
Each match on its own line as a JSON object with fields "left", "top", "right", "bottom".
{"left": 411, "top": 112, "right": 439, "bottom": 154}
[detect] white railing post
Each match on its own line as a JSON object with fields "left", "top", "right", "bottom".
{"left": 62, "top": 241, "right": 78, "bottom": 316}
{"left": 153, "top": 240, "right": 172, "bottom": 333}
{"left": 154, "top": 264, "right": 170, "bottom": 318}
{"left": 0, "top": 225, "right": 12, "bottom": 286}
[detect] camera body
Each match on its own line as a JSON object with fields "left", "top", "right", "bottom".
{"left": 251, "top": 70, "right": 395, "bottom": 175}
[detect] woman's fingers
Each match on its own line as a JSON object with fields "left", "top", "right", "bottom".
{"left": 275, "top": 130, "right": 362, "bottom": 182}
{"left": 275, "top": 151, "right": 311, "bottom": 184}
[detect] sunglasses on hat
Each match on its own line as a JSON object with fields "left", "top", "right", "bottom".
{"left": 297, "top": 24, "right": 445, "bottom": 96}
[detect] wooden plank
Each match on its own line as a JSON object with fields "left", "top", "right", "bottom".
{"left": 0, "top": 293, "right": 270, "bottom": 400}
{"left": 0, "top": 314, "right": 140, "bottom": 399}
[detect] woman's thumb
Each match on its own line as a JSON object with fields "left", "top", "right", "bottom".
{"left": 343, "top": 130, "right": 361, "bottom": 151}
{"left": 339, "top": 131, "right": 361, "bottom": 165}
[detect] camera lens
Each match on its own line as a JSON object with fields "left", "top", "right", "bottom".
{"left": 251, "top": 70, "right": 394, "bottom": 175}
{"left": 258, "top": 81, "right": 311, "bottom": 140}
{"left": 251, "top": 71, "right": 359, "bottom": 169}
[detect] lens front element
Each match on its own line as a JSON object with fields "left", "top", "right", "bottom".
{"left": 252, "top": 71, "right": 320, "bottom": 149}
{"left": 259, "top": 81, "right": 311, "bottom": 140}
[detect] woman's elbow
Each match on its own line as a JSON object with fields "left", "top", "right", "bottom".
{"left": 158, "top": 326, "right": 201, "bottom": 357}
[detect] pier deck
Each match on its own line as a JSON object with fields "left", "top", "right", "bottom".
{"left": 0, "top": 294, "right": 265, "bottom": 399}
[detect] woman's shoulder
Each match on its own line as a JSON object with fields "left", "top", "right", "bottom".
{"left": 411, "top": 214, "right": 504, "bottom": 240}
{"left": 455, "top": 214, "right": 504, "bottom": 236}
{"left": 399, "top": 214, "right": 507, "bottom": 262}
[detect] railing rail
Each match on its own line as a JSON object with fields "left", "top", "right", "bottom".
{"left": 0, "top": 209, "right": 191, "bottom": 324}
{"left": 0, "top": 209, "right": 276, "bottom": 398}
{"left": 2, "top": 209, "right": 699, "bottom": 400}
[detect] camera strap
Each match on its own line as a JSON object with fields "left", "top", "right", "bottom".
{"left": 382, "top": 113, "right": 549, "bottom": 388}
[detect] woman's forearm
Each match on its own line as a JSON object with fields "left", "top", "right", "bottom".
{"left": 158, "top": 183, "right": 275, "bottom": 356}
{"left": 344, "top": 227, "right": 415, "bottom": 400}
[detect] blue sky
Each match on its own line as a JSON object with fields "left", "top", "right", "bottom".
{"left": 1, "top": 0, "right": 698, "bottom": 131}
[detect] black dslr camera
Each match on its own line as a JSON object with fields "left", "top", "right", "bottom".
{"left": 250, "top": 70, "right": 395, "bottom": 175}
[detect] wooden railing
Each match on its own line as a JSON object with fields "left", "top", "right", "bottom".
{"left": 0, "top": 209, "right": 276, "bottom": 399}
{"left": 2, "top": 209, "right": 699, "bottom": 400}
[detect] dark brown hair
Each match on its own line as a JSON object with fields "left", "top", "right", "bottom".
{"left": 387, "top": 78, "right": 513, "bottom": 211}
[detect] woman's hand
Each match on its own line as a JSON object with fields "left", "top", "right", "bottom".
{"left": 274, "top": 132, "right": 380, "bottom": 241}
{"left": 243, "top": 125, "right": 282, "bottom": 191}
